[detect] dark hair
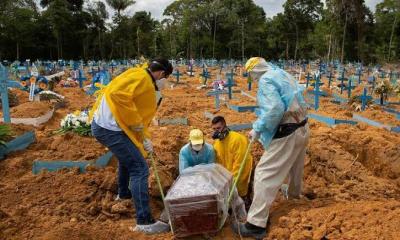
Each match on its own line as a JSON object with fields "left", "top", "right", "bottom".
{"left": 212, "top": 116, "right": 226, "bottom": 125}
{"left": 149, "top": 58, "right": 173, "bottom": 77}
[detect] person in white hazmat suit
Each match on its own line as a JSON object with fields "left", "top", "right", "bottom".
{"left": 232, "top": 57, "right": 310, "bottom": 239}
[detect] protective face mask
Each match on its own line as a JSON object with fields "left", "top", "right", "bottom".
{"left": 156, "top": 78, "right": 167, "bottom": 90}
{"left": 191, "top": 144, "right": 203, "bottom": 152}
{"left": 155, "top": 91, "right": 162, "bottom": 106}
{"left": 212, "top": 128, "right": 230, "bottom": 140}
{"left": 212, "top": 131, "right": 220, "bottom": 140}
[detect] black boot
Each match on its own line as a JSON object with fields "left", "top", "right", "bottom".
{"left": 231, "top": 221, "right": 266, "bottom": 240}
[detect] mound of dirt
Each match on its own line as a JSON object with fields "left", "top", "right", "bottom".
{"left": 0, "top": 101, "right": 54, "bottom": 118}
{"left": 26, "top": 132, "right": 106, "bottom": 161}
{"left": 0, "top": 167, "right": 171, "bottom": 240}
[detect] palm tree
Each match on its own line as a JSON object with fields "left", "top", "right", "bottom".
{"left": 105, "top": 0, "right": 135, "bottom": 18}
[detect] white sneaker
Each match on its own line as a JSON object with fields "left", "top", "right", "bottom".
{"left": 132, "top": 221, "right": 171, "bottom": 234}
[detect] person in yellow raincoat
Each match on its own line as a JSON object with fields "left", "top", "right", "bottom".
{"left": 90, "top": 59, "right": 173, "bottom": 235}
{"left": 211, "top": 116, "right": 253, "bottom": 198}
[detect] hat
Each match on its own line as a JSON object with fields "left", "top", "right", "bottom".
{"left": 189, "top": 129, "right": 204, "bottom": 145}
{"left": 245, "top": 57, "right": 269, "bottom": 72}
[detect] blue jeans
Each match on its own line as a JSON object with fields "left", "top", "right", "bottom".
{"left": 91, "top": 121, "right": 154, "bottom": 225}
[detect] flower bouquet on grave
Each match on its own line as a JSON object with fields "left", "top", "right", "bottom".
{"left": 56, "top": 110, "right": 91, "bottom": 136}
{"left": 374, "top": 80, "right": 393, "bottom": 105}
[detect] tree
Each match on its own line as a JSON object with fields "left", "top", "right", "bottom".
{"left": 283, "top": 0, "right": 323, "bottom": 60}
{"left": 106, "top": 0, "right": 135, "bottom": 19}
{"left": 375, "top": 0, "right": 400, "bottom": 62}
{"left": 88, "top": 1, "right": 109, "bottom": 59}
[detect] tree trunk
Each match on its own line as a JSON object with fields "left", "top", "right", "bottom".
{"left": 355, "top": 1, "right": 364, "bottom": 61}
{"left": 154, "top": 34, "right": 157, "bottom": 57}
{"left": 56, "top": 32, "right": 60, "bottom": 59}
{"left": 109, "top": 41, "right": 114, "bottom": 59}
{"left": 82, "top": 39, "right": 86, "bottom": 60}
{"left": 285, "top": 39, "right": 289, "bottom": 59}
{"left": 388, "top": 14, "right": 398, "bottom": 62}
{"left": 189, "top": 29, "right": 192, "bottom": 58}
{"left": 137, "top": 27, "right": 140, "bottom": 58}
{"left": 341, "top": 13, "right": 348, "bottom": 64}
{"left": 98, "top": 28, "right": 102, "bottom": 59}
{"left": 327, "top": 33, "right": 332, "bottom": 61}
{"left": 169, "top": 24, "right": 172, "bottom": 58}
{"left": 241, "top": 20, "right": 245, "bottom": 61}
{"left": 16, "top": 42, "right": 19, "bottom": 60}
{"left": 294, "top": 24, "right": 299, "bottom": 61}
{"left": 212, "top": 14, "right": 217, "bottom": 59}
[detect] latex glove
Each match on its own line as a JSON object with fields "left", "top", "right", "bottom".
{"left": 248, "top": 129, "right": 260, "bottom": 141}
{"left": 143, "top": 138, "right": 153, "bottom": 153}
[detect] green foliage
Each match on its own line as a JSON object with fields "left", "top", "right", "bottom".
{"left": 0, "top": 0, "right": 399, "bottom": 62}
{"left": 0, "top": 125, "right": 13, "bottom": 146}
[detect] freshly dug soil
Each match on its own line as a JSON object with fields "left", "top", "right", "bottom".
{"left": 0, "top": 65, "right": 399, "bottom": 240}
{"left": 0, "top": 101, "right": 54, "bottom": 118}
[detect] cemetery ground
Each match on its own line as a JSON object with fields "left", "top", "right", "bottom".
{"left": 0, "top": 65, "right": 400, "bottom": 240}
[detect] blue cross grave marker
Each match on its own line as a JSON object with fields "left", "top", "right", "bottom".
{"left": 327, "top": 70, "right": 333, "bottom": 88}
{"left": 226, "top": 69, "right": 235, "bottom": 99}
{"left": 390, "top": 70, "right": 397, "bottom": 84}
{"left": 379, "top": 71, "right": 385, "bottom": 80}
{"left": 305, "top": 72, "right": 312, "bottom": 88}
{"left": 368, "top": 76, "right": 376, "bottom": 90}
{"left": 337, "top": 70, "right": 348, "bottom": 94}
{"left": 356, "top": 68, "right": 362, "bottom": 85}
{"left": 313, "top": 73, "right": 322, "bottom": 110}
{"left": 360, "top": 87, "right": 371, "bottom": 111}
{"left": 77, "top": 68, "right": 87, "bottom": 88}
{"left": 172, "top": 69, "right": 180, "bottom": 83}
{"left": 0, "top": 64, "right": 22, "bottom": 123}
{"left": 208, "top": 89, "right": 222, "bottom": 109}
{"left": 201, "top": 68, "right": 210, "bottom": 85}
{"left": 188, "top": 64, "right": 194, "bottom": 77}
{"left": 347, "top": 77, "right": 356, "bottom": 98}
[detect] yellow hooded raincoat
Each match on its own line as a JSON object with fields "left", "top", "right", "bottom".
{"left": 213, "top": 131, "right": 253, "bottom": 197}
{"left": 90, "top": 67, "right": 157, "bottom": 157}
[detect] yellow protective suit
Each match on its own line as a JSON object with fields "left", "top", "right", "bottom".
{"left": 213, "top": 131, "right": 253, "bottom": 197}
{"left": 89, "top": 67, "right": 157, "bottom": 157}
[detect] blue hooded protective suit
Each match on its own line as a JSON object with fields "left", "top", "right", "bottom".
{"left": 178, "top": 143, "right": 215, "bottom": 174}
{"left": 253, "top": 63, "right": 307, "bottom": 149}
